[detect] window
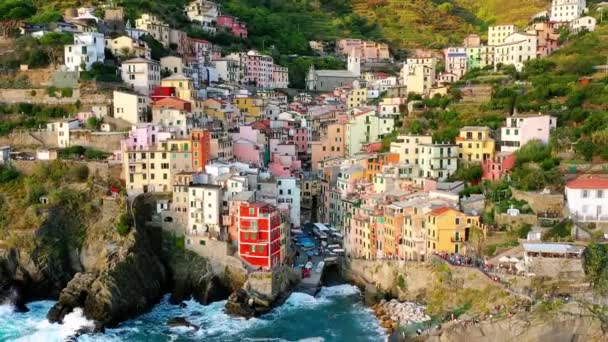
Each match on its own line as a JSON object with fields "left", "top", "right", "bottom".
{"left": 199, "top": 240, "right": 206, "bottom": 246}
{"left": 598, "top": 190, "right": 604, "bottom": 199}
{"left": 583, "top": 190, "right": 589, "bottom": 198}
{"left": 455, "top": 217, "right": 460, "bottom": 225}
{"left": 250, "top": 245, "right": 256, "bottom": 252}
{"left": 249, "top": 208, "right": 255, "bottom": 215}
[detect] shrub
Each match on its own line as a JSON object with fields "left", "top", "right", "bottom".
{"left": 69, "top": 165, "right": 89, "bottom": 182}
{"left": 116, "top": 213, "right": 131, "bottom": 236}
{"left": 0, "top": 166, "right": 19, "bottom": 183}
{"left": 60, "top": 88, "right": 73, "bottom": 98}
{"left": 30, "top": 90, "right": 36, "bottom": 97}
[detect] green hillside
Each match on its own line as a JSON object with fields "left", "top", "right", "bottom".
{"left": 3, "top": 0, "right": 552, "bottom": 53}
{"left": 351, "top": 0, "right": 550, "bottom": 48}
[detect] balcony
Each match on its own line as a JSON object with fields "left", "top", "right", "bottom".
{"left": 451, "top": 236, "right": 467, "bottom": 243}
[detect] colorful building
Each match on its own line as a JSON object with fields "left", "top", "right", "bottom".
{"left": 456, "top": 126, "right": 495, "bottom": 163}
{"left": 425, "top": 207, "right": 479, "bottom": 254}
{"left": 500, "top": 113, "right": 556, "bottom": 152}
{"left": 238, "top": 203, "right": 283, "bottom": 270}
{"left": 481, "top": 151, "right": 516, "bottom": 181}
{"left": 190, "top": 129, "right": 210, "bottom": 171}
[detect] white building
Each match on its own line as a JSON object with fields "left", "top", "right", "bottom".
{"left": 151, "top": 107, "right": 191, "bottom": 138}
{"left": 113, "top": 90, "right": 150, "bottom": 124}
{"left": 390, "top": 134, "right": 433, "bottom": 165}
{"left": 46, "top": 119, "right": 80, "bottom": 148}
{"left": 187, "top": 184, "right": 223, "bottom": 236}
{"left": 500, "top": 113, "right": 557, "bottom": 152}
{"left": 570, "top": 16, "right": 596, "bottom": 33}
{"left": 64, "top": 32, "right": 105, "bottom": 71}
{"left": 184, "top": 0, "right": 220, "bottom": 33}
{"left": 121, "top": 57, "right": 161, "bottom": 95}
{"left": 565, "top": 177, "right": 608, "bottom": 222}
{"left": 276, "top": 177, "right": 301, "bottom": 227}
{"left": 493, "top": 33, "right": 537, "bottom": 71}
{"left": 488, "top": 25, "right": 516, "bottom": 46}
{"left": 550, "top": 0, "right": 586, "bottom": 22}
{"left": 444, "top": 47, "right": 468, "bottom": 80}
{"left": 214, "top": 57, "right": 243, "bottom": 84}
{"left": 418, "top": 143, "right": 459, "bottom": 181}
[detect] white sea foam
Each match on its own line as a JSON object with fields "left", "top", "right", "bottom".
{"left": 0, "top": 304, "right": 14, "bottom": 316}
{"left": 14, "top": 307, "right": 95, "bottom": 342}
{"left": 317, "top": 284, "right": 361, "bottom": 298}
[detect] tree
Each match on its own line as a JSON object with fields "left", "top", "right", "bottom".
{"left": 575, "top": 138, "right": 595, "bottom": 162}
{"left": 0, "top": 0, "right": 36, "bottom": 37}
{"left": 451, "top": 163, "right": 483, "bottom": 182}
{"left": 582, "top": 242, "right": 608, "bottom": 296}
{"left": 39, "top": 32, "right": 73, "bottom": 66}
{"left": 86, "top": 117, "right": 101, "bottom": 130}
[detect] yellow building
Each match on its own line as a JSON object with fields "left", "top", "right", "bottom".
{"left": 124, "top": 139, "right": 193, "bottom": 196}
{"left": 425, "top": 207, "right": 479, "bottom": 254}
{"left": 234, "top": 97, "right": 261, "bottom": 122}
{"left": 161, "top": 74, "right": 195, "bottom": 102}
{"left": 456, "top": 126, "right": 495, "bottom": 163}
{"left": 347, "top": 88, "right": 368, "bottom": 109}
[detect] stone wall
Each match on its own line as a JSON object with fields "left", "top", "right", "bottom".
{"left": 0, "top": 130, "right": 126, "bottom": 152}
{"left": 511, "top": 187, "right": 564, "bottom": 215}
{"left": 495, "top": 213, "right": 538, "bottom": 228}
{"left": 185, "top": 237, "right": 233, "bottom": 260}
{"left": 0, "top": 130, "right": 55, "bottom": 149}
{"left": 0, "top": 89, "right": 109, "bottom": 105}
{"left": 246, "top": 265, "right": 298, "bottom": 300}
{"left": 11, "top": 159, "right": 121, "bottom": 181}
{"left": 70, "top": 131, "right": 127, "bottom": 152}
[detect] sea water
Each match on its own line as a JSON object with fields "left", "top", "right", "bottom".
{"left": 0, "top": 285, "right": 386, "bottom": 342}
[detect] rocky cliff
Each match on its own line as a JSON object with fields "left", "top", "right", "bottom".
{"left": 47, "top": 196, "right": 169, "bottom": 327}
{"left": 0, "top": 206, "right": 84, "bottom": 311}
{"left": 420, "top": 309, "right": 605, "bottom": 342}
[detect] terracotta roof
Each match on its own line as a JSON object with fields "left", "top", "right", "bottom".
{"left": 428, "top": 207, "right": 457, "bottom": 216}
{"left": 566, "top": 178, "right": 608, "bottom": 190}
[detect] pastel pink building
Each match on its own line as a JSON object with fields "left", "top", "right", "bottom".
{"left": 232, "top": 125, "right": 266, "bottom": 166}
{"left": 269, "top": 153, "right": 302, "bottom": 177}
{"left": 216, "top": 15, "right": 248, "bottom": 38}
{"left": 114, "top": 124, "right": 171, "bottom": 161}
{"left": 243, "top": 50, "right": 273, "bottom": 88}
{"left": 482, "top": 152, "right": 516, "bottom": 181}
{"left": 529, "top": 22, "right": 559, "bottom": 57}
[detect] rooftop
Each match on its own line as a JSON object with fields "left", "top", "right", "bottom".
{"left": 566, "top": 177, "right": 608, "bottom": 190}
{"left": 314, "top": 70, "right": 359, "bottom": 78}
{"left": 123, "top": 57, "right": 158, "bottom": 64}
{"left": 523, "top": 243, "right": 584, "bottom": 255}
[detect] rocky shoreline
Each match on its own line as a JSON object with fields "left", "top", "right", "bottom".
{"left": 372, "top": 299, "right": 430, "bottom": 334}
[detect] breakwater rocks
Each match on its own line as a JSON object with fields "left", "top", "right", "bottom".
{"left": 373, "top": 299, "right": 430, "bottom": 333}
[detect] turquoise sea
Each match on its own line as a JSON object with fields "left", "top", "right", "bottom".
{"left": 0, "top": 285, "right": 386, "bottom": 342}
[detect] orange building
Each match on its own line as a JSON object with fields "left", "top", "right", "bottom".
{"left": 365, "top": 152, "right": 400, "bottom": 182}
{"left": 190, "top": 129, "right": 210, "bottom": 171}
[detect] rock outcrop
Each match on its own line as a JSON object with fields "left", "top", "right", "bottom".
{"left": 224, "top": 265, "right": 299, "bottom": 318}
{"left": 168, "top": 250, "right": 239, "bottom": 305}
{"left": 373, "top": 299, "right": 430, "bottom": 333}
{"left": 0, "top": 207, "right": 84, "bottom": 310}
{"left": 47, "top": 196, "right": 169, "bottom": 328}
{"left": 47, "top": 225, "right": 169, "bottom": 327}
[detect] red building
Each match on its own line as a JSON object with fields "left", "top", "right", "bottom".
{"left": 150, "top": 86, "right": 176, "bottom": 102}
{"left": 190, "top": 129, "right": 211, "bottom": 171}
{"left": 482, "top": 151, "right": 516, "bottom": 181}
{"left": 238, "top": 203, "right": 282, "bottom": 270}
{"left": 216, "top": 15, "right": 248, "bottom": 38}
